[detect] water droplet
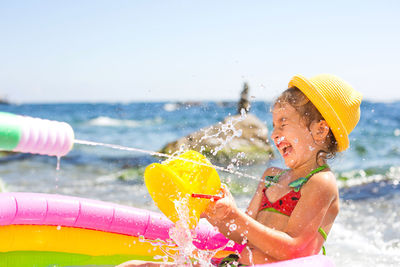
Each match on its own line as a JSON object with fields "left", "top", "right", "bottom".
{"left": 229, "top": 223, "right": 237, "bottom": 231}
{"left": 227, "top": 240, "right": 235, "bottom": 247}
{"left": 56, "top": 156, "right": 61, "bottom": 171}
{"left": 227, "top": 164, "right": 235, "bottom": 171}
{"left": 56, "top": 225, "right": 61, "bottom": 230}
{"left": 277, "top": 136, "right": 285, "bottom": 144}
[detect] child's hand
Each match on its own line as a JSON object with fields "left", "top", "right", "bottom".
{"left": 201, "top": 184, "right": 237, "bottom": 225}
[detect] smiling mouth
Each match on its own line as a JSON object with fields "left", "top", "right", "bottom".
{"left": 277, "top": 141, "right": 293, "bottom": 157}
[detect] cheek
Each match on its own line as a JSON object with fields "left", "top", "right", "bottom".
{"left": 291, "top": 129, "right": 314, "bottom": 148}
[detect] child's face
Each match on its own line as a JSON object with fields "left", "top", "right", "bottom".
{"left": 271, "top": 103, "right": 319, "bottom": 169}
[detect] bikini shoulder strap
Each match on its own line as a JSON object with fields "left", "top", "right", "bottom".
{"left": 264, "top": 169, "right": 288, "bottom": 188}
{"left": 288, "top": 165, "right": 328, "bottom": 192}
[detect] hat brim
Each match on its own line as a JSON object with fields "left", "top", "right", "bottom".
{"left": 288, "top": 75, "right": 348, "bottom": 152}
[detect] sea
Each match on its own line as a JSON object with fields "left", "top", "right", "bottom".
{"left": 0, "top": 101, "right": 399, "bottom": 267}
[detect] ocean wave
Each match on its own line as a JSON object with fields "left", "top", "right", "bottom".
{"left": 338, "top": 166, "right": 400, "bottom": 200}
{"left": 86, "top": 116, "right": 163, "bottom": 127}
{"left": 337, "top": 166, "right": 400, "bottom": 188}
{"left": 163, "top": 103, "right": 180, "bottom": 112}
{"left": 163, "top": 101, "right": 203, "bottom": 112}
{"left": 329, "top": 198, "right": 400, "bottom": 266}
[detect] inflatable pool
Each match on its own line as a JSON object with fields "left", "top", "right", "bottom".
{"left": 0, "top": 192, "right": 334, "bottom": 267}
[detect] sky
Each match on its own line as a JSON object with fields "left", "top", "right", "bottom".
{"left": 0, "top": 0, "right": 399, "bottom": 103}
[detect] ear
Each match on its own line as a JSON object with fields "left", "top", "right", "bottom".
{"left": 310, "top": 120, "right": 330, "bottom": 143}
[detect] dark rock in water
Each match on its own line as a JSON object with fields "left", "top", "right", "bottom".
{"left": 237, "top": 82, "right": 251, "bottom": 114}
{"left": 160, "top": 113, "right": 274, "bottom": 165}
{"left": 0, "top": 97, "right": 10, "bottom": 105}
{"left": 160, "top": 83, "right": 274, "bottom": 164}
{"left": 0, "top": 152, "right": 33, "bottom": 162}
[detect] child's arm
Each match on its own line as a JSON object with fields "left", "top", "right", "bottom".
{"left": 205, "top": 171, "right": 338, "bottom": 260}
{"left": 246, "top": 167, "right": 282, "bottom": 219}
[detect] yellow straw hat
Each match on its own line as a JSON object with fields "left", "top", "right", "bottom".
{"left": 288, "top": 74, "right": 362, "bottom": 152}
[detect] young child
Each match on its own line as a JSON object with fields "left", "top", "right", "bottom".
{"left": 204, "top": 73, "right": 362, "bottom": 266}
{"left": 117, "top": 74, "right": 362, "bottom": 266}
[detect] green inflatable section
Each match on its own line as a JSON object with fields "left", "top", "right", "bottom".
{"left": 0, "top": 251, "right": 157, "bottom": 267}
{"left": 0, "top": 112, "right": 21, "bottom": 151}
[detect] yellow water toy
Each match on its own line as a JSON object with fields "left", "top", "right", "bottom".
{"left": 144, "top": 150, "right": 221, "bottom": 228}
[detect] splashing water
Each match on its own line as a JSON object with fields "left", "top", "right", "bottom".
{"left": 74, "top": 139, "right": 265, "bottom": 183}
{"left": 198, "top": 114, "right": 245, "bottom": 156}
{"left": 56, "top": 156, "right": 61, "bottom": 171}
{"left": 73, "top": 109, "right": 279, "bottom": 186}
{"left": 55, "top": 156, "right": 61, "bottom": 189}
{"left": 276, "top": 136, "right": 285, "bottom": 145}
{"left": 166, "top": 197, "right": 225, "bottom": 267}
{"left": 168, "top": 198, "right": 199, "bottom": 266}
{"left": 73, "top": 115, "right": 274, "bottom": 265}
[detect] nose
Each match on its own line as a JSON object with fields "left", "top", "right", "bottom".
{"left": 271, "top": 128, "right": 279, "bottom": 142}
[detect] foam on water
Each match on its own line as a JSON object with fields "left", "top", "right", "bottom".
{"left": 86, "top": 116, "right": 162, "bottom": 128}
{"left": 337, "top": 166, "right": 400, "bottom": 188}
{"left": 327, "top": 195, "right": 400, "bottom": 267}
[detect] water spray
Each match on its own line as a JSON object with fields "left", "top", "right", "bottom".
{"left": 0, "top": 112, "right": 264, "bottom": 182}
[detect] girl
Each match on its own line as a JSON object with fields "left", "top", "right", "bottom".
{"left": 205, "top": 73, "right": 362, "bottom": 266}
{"left": 117, "top": 74, "right": 362, "bottom": 266}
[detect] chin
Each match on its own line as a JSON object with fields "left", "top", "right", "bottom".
{"left": 283, "top": 152, "right": 305, "bottom": 169}
{"left": 283, "top": 157, "right": 296, "bottom": 168}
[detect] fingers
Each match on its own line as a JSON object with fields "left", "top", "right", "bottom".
{"left": 220, "top": 184, "right": 232, "bottom": 198}
{"left": 202, "top": 200, "right": 215, "bottom": 218}
{"left": 220, "top": 184, "right": 228, "bottom": 195}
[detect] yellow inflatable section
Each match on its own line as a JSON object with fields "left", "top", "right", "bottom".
{"left": 0, "top": 225, "right": 174, "bottom": 257}
{"left": 0, "top": 225, "right": 230, "bottom": 259}
{"left": 144, "top": 150, "right": 221, "bottom": 229}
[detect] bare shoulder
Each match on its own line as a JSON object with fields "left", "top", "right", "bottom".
{"left": 302, "top": 169, "right": 338, "bottom": 196}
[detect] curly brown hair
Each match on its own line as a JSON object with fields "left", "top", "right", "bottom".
{"left": 274, "top": 87, "right": 338, "bottom": 165}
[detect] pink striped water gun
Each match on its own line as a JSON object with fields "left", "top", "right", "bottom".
{"left": 0, "top": 111, "right": 74, "bottom": 156}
